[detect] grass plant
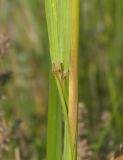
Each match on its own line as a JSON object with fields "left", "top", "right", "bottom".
{"left": 45, "top": 0, "right": 79, "bottom": 159}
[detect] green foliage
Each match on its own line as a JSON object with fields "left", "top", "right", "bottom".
{"left": 45, "top": 0, "right": 73, "bottom": 159}
{"left": 46, "top": 73, "right": 62, "bottom": 160}
{"left": 0, "top": 0, "right": 123, "bottom": 160}
{"left": 45, "top": 0, "right": 70, "bottom": 70}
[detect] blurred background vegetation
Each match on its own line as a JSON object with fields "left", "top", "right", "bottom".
{"left": 0, "top": 0, "right": 123, "bottom": 160}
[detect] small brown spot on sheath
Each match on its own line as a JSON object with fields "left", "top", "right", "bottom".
{"left": 52, "top": 62, "right": 63, "bottom": 79}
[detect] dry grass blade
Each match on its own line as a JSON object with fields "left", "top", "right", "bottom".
{"left": 0, "top": 30, "right": 11, "bottom": 58}
{"left": 0, "top": 112, "right": 10, "bottom": 159}
{"left": 77, "top": 103, "right": 92, "bottom": 160}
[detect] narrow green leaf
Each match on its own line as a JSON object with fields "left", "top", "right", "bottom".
{"left": 45, "top": 0, "right": 71, "bottom": 71}
{"left": 46, "top": 72, "right": 62, "bottom": 160}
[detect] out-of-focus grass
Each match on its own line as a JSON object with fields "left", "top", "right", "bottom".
{"left": 0, "top": 0, "right": 123, "bottom": 159}
{"left": 79, "top": 0, "right": 123, "bottom": 158}
{"left": 0, "top": 0, "right": 48, "bottom": 159}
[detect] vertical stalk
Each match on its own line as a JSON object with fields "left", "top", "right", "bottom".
{"left": 69, "top": 0, "right": 79, "bottom": 158}
{"left": 46, "top": 72, "right": 62, "bottom": 160}
{"left": 45, "top": 0, "right": 79, "bottom": 159}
